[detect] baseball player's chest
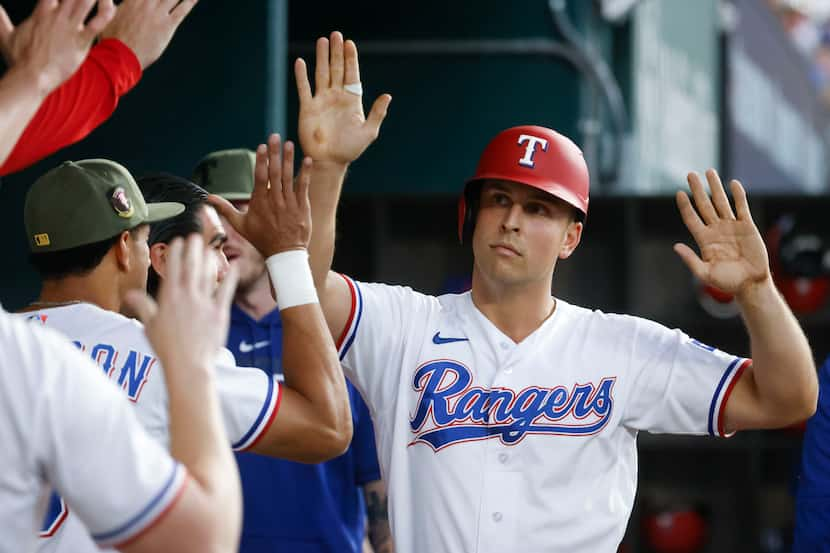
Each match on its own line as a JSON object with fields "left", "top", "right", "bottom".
{"left": 405, "top": 329, "right": 621, "bottom": 452}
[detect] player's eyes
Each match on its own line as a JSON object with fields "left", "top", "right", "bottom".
{"left": 492, "top": 193, "right": 510, "bottom": 205}
{"left": 525, "top": 203, "right": 548, "bottom": 216}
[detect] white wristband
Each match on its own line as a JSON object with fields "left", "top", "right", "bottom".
{"left": 265, "top": 249, "right": 319, "bottom": 310}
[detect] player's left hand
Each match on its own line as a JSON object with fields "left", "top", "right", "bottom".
{"left": 674, "top": 169, "right": 771, "bottom": 298}
{"left": 295, "top": 31, "right": 391, "bottom": 167}
{"left": 126, "top": 234, "right": 239, "bottom": 371}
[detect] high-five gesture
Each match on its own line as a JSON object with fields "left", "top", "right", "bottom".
{"left": 101, "top": 0, "right": 198, "bottom": 70}
{"left": 124, "top": 235, "right": 243, "bottom": 553}
{"left": 674, "top": 169, "right": 770, "bottom": 298}
{"left": 209, "top": 134, "right": 313, "bottom": 258}
{"left": 127, "top": 235, "right": 239, "bottom": 371}
{"left": 295, "top": 31, "right": 391, "bottom": 165}
{"left": 0, "top": 0, "right": 115, "bottom": 94}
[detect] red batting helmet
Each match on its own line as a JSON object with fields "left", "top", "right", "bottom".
{"left": 642, "top": 508, "right": 707, "bottom": 553}
{"left": 766, "top": 215, "right": 830, "bottom": 314}
{"left": 457, "top": 125, "right": 590, "bottom": 244}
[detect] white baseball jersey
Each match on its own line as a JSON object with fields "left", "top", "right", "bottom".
{"left": 0, "top": 309, "right": 187, "bottom": 553}
{"left": 20, "top": 302, "right": 280, "bottom": 553}
{"left": 336, "top": 276, "right": 750, "bottom": 553}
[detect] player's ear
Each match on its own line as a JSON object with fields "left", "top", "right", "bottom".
{"left": 149, "top": 242, "right": 169, "bottom": 281}
{"left": 113, "top": 230, "right": 133, "bottom": 271}
{"left": 558, "top": 220, "right": 583, "bottom": 259}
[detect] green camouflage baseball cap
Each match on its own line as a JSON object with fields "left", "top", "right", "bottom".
{"left": 24, "top": 159, "right": 184, "bottom": 252}
{"left": 192, "top": 148, "right": 256, "bottom": 200}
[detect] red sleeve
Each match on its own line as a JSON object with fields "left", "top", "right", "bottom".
{"left": 0, "top": 39, "right": 142, "bottom": 176}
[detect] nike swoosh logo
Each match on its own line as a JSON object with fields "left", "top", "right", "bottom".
{"left": 432, "top": 332, "right": 469, "bottom": 345}
{"left": 238, "top": 340, "right": 270, "bottom": 353}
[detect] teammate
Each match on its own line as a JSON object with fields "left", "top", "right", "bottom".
{"left": 0, "top": 0, "right": 197, "bottom": 175}
{"left": 0, "top": 0, "right": 114, "bottom": 167}
{"left": 2, "top": 234, "right": 241, "bottom": 552}
{"left": 793, "top": 353, "right": 830, "bottom": 551}
{"left": 212, "top": 32, "right": 819, "bottom": 552}
{"left": 21, "top": 144, "right": 349, "bottom": 552}
{"left": 194, "top": 148, "right": 392, "bottom": 553}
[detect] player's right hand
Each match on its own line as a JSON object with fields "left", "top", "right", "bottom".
{"left": 125, "top": 234, "right": 238, "bottom": 373}
{"left": 208, "top": 134, "right": 314, "bottom": 258}
{"left": 0, "top": 0, "right": 115, "bottom": 95}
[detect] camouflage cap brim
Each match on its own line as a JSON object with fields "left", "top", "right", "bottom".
{"left": 145, "top": 201, "right": 185, "bottom": 224}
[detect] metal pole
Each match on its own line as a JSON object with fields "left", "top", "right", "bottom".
{"left": 266, "top": 0, "right": 288, "bottom": 136}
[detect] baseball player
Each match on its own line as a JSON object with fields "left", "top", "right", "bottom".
{"left": 21, "top": 145, "right": 349, "bottom": 552}
{"left": 213, "top": 32, "right": 818, "bottom": 552}
{"left": 194, "top": 148, "right": 392, "bottom": 553}
{"left": 793, "top": 352, "right": 830, "bottom": 551}
{"left": 2, "top": 234, "right": 241, "bottom": 552}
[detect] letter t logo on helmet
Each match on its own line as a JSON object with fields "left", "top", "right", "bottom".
{"left": 457, "top": 125, "right": 590, "bottom": 244}
{"left": 517, "top": 134, "right": 549, "bottom": 168}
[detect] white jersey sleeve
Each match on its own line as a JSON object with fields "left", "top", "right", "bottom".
{"left": 0, "top": 312, "right": 187, "bottom": 551}
{"left": 214, "top": 347, "right": 281, "bottom": 451}
{"left": 620, "top": 316, "right": 750, "bottom": 437}
{"left": 335, "top": 275, "right": 438, "bottom": 416}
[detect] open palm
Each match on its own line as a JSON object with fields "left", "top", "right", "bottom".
{"left": 674, "top": 169, "right": 770, "bottom": 296}
{"left": 295, "top": 32, "right": 391, "bottom": 165}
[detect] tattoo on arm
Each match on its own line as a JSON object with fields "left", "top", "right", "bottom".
{"left": 364, "top": 481, "right": 394, "bottom": 553}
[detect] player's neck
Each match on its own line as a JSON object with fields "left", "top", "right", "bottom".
{"left": 471, "top": 273, "right": 556, "bottom": 343}
{"left": 36, "top": 272, "right": 122, "bottom": 313}
{"left": 234, "top": 273, "right": 277, "bottom": 321}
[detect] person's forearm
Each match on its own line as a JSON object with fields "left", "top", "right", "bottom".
{"left": 738, "top": 277, "right": 817, "bottom": 422}
{"left": 0, "top": 39, "right": 142, "bottom": 176}
{"left": 0, "top": 65, "right": 50, "bottom": 167}
{"left": 308, "top": 161, "right": 348, "bottom": 288}
{"left": 165, "top": 362, "right": 241, "bottom": 548}
{"left": 364, "top": 481, "right": 394, "bottom": 553}
{"left": 280, "top": 303, "right": 352, "bottom": 453}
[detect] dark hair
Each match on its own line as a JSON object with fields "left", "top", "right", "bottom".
{"left": 29, "top": 228, "right": 142, "bottom": 281}
{"left": 137, "top": 173, "right": 209, "bottom": 296}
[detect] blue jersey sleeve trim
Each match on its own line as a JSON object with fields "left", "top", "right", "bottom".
{"left": 232, "top": 375, "right": 279, "bottom": 451}
{"left": 707, "top": 357, "right": 749, "bottom": 437}
{"left": 92, "top": 462, "right": 186, "bottom": 546}
{"left": 336, "top": 274, "right": 364, "bottom": 361}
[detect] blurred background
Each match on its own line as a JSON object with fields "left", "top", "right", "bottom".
{"left": 3, "top": 0, "right": 830, "bottom": 551}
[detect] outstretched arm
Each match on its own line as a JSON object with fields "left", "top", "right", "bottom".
{"left": 0, "top": 0, "right": 114, "bottom": 170}
{"left": 295, "top": 32, "right": 391, "bottom": 341}
{"left": 0, "top": 0, "right": 198, "bottom": 176}
{"left": 123, "top": 235, "right": 241, "bottom": 553}
{"left": 675, "top": 169, "right": 817, "bottom": 433}
{"left": 210, "top": 136, "right": 352, "bottom": 462}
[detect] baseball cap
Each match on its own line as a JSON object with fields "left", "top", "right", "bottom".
{"left": 192, "top": 148, "right": 256, "bottom": 200}
{"left": 24, "top": 159, "right": 184, "bottom": 253}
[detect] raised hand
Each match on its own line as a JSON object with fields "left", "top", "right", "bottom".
{"left": 100, "top": 0, "right": 197, "bottom": 70}
{"left": 0, "top": 0, "right": 115, "bottom": 94}
{"left": 674, "top": 169, "right": 771, "bottom": 298}
{"left": 295, "top": 31, "right": 391, "bottom": 166}
{"left": 126, "top": 234, "right": 238, "bottom": 371}
{"left": 208, "top": 134, "right": 313, "bottom": 258}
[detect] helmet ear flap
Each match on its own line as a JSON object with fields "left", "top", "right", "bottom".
{"left": 458, "top": 182, "right": 481, "bottom": 245}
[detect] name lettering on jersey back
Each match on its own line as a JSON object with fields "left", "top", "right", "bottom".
{"left": 409, "top": 360, "right": 615, "bottom": 451}
{"left": 74, "top": 341, "right": 156, "bottom": 402}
